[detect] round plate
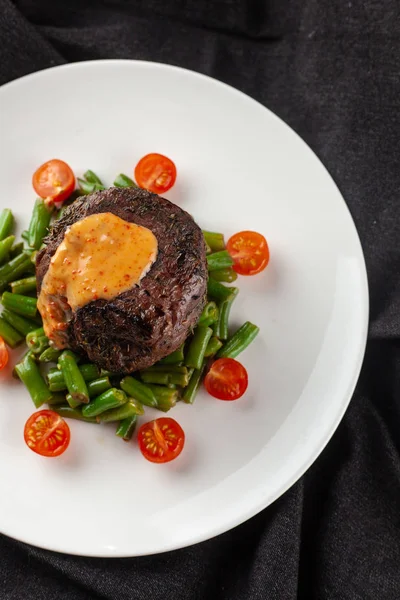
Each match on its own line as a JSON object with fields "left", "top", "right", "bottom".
{"left": 0, "top": 60, "right": 368, "bottom": 557}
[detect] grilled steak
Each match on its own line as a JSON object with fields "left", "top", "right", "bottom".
{"left": 36, "top": 187, "right": 207, "bottom": 373}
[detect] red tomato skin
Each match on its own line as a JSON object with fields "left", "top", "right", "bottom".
{"left": 138, "top": 417, "right": 185, "bottom": 463}
{"left": 32, "top": 159, "right": 75, "bottom": 205}
{"left": 24, "top": 410, "right": 71, "bottom": 458}
{"left": 204, "top": 358, "right": 248, "bottom": 401}
{"left": 227, "top": 230, "right": 269, "bottom": 276}
{"left": 0, "top": 336, "right": 9, "bottom": 370}
{"left": 134, "top": 153, "right": 177, "bottom": 194}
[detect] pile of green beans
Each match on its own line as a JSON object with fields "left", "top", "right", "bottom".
{"left": 1, "top": 178, "right": 260, "bottom": 444}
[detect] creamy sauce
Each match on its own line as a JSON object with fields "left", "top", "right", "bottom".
{"left": 38, "top": 212, "right": 158, "bottom": 347}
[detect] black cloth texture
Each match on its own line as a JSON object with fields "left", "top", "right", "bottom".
{"left": 1, "top": 1, "right": 399, "bottom": 598}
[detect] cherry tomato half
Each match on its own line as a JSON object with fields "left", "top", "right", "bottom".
{"left": 24, "top": 410, "right": 70, "bottom": 457}
{"left": 0, "top": 336, "right": 9, "bottom": 370}
{"left": 32, "top": 159, "right": 75, "bottom": 205}
{"left": 204, "top": 358, "right": 248, "bottom": 401}
{"left": 227, "top": 230, "right": 269, "bottom": 276}
{"left": 138, "top": 417, "right": 185, "bottom": 463}
{"left": 134, "top": 153, "right": 177, "bottom": 194}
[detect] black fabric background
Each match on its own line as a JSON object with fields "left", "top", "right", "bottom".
{"left": 1, "top": 1, "right": 399, "bottom": 598}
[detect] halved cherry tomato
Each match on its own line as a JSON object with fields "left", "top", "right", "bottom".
{"left": 32, "top": 159, "right": 75, "bottom": 205}
{"left": 24, "top": 409, "right": 70, "bottom": 457}
{"left": 0, "top": 336, "right": 8, "bottom": 370}
{"left": 138, "top": 417, "right": 185, "bottom": 463}
{"left": 204, "top": 358, "right": 248, "bottom": 401}
{"left": 134, "top": 153, "right": 177, "bottom": 194}
{"left": 227, "top": 230, "right": 269, "bottom": 276}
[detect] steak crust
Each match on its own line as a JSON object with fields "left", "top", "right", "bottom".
{"left": 36, "top": 187, "right": 207, "bottom": 373}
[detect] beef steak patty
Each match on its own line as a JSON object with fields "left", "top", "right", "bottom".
{"left": 36, "top": 187, "right": 207, "bottom": 373}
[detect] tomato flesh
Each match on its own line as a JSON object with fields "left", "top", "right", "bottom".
{"left": 24, "top": 410, "right": 70, "bottom": 457}
{"left": 0, "top": 336, "right": 9, "bottom": 370}
{"left": 138, "top": 417, "right": 185, "bottom": 463}
{"left": 227, "top": 230, "right": 269, "bottom": 276}
{"left": 134, "top": 153, "right": 177, "bottom": 194}
{"left": 204, "top": 358, "right": 248, "bottom": 401}
{"left": 32, "top": 159, "right": 75, "bottom": 205}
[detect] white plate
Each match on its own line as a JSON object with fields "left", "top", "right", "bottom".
{"left": 0, "top": 60, "right": 368, "bottom": 557}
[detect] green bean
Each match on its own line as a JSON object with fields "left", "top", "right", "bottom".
{"left": 47, "top": 368, "right": 67, "bottom": 391}
{"left": 66, "top": 395, "right": 82, "bottom": 409}
{"left": 158, "top": 344, "right": 185, "bottom": 365}
{"left": 122, "top": 396, "right": 145, "bottom": 415}
{"left": 1, "top": 309, "right": 38, "bottom": 336}
{"left": 5, "top": 249, "right": 33, "bottom": 267}
{"left": 116, "top": 415, "right": 138, "bottom": 441}
{"left": 113, "top": 173, "right": 138, "bottom": 188}
{"left": 14, "top": 353, "right": 52, "bottom": 408}
{"left": 38, "top": 346, "right": 62, "bottom": 363}
{"left": 198, "top": 301, "right": 219, "bottom": 327}
{"left": 58, "top": 350, "right": 90, "bottom": 403}
{"left": 120, "top": 376, "right": 157, "bottom": 407}
{"left": 206, "top": 250, "right": 234, "bottom": 272}
{"left": 1, "top": 291, "right": 37, "bottom": 317}
{"left": 77, "top": 363, "right": 100, "bottom": 380}
{"left": 21, "top": 230, "right": 29, "bottom": 242}
{"left": 146, "top": 384, "right": 178, "bottom": 412}
{"left": 0, "top": 316, "right": 23, "bottom": 347}
{"left": 83, "top": 170, "right": 104, "bottom": 186}
{"left": 77, "top": 179, "right": 94, "bottom": 194}
{"left": 182, "top": 362, "right": 206, "bottom": 404}
{"left": 77, "top": 178, "right": 105, "bottom": 194}
{"left": 202, "top": 230, "right": 225, "bottom": 253}
{"left": 9, "top": 242, "right": 24, "bottom": 259}
{"left": 204, "top": 336, "right": 223, "bottom": 357}
{"left": 217, "top": 321, "right": 260, "bottom": 359}
{"left": 47, "top": 362, "right": 99, "bottom": 391}
{"left": 204, "top": 240, "right": 212, "bottom": 255}
{"left": 209, "top": 267, "right": 238, "bottom": 283}
{"left": 0, "top": 253, "right": 32, "bottom": 292}
{"left": 65, "top": 376, "right": 112, "bottom": 408}
{"left": 100, "top": 369, "right": 114, "bottom": 377}
{"left": 46, "top": 393, "right": 67, "bottom": 406}
{"left": 26, "top": 327, "right": 44, "bottom": 344}
{"left": 17, "top": 258, "right": 35, "bottom": 275}
{"left": 51, "top": 405, "right": 98, "bottom": 423}
{"left": 0, "top": 209, "right": 14, "bottom": 241}
{"left": 87, "top": 376, "right": 112, "bottom": 398}
{"left": 82, "top": 387, "right": 127, "bottom": 418}
{"left": 0, "top": 235, "right": 15, "bottom": 265}
{"left": 185, "top": 326, "right": 213, "bottom": 370}
{"left": 28, "top": 335, "right": 48, "bottom": 355}
{"left": 10, "top": 276, "right": 37, "bottom": 295}
{"left": 28, "top": 199, "right": 52, "bottom": 250}
{"left": 7, "top": 259, "right": 35, "bottom": 285}
{"left": 97, "top": 401, "right": 142, "bottom": 422}
{"left": 213, "top": 292, "right": 238, "bottom": 340}
{"left": 146, "top": 384, "right": 179, "bottom": 402}
{"left": 139, "top": 365, "right": 190, "bottom": 387}
{"left": 207, "top": 278, "right": 238, "bottom": 302}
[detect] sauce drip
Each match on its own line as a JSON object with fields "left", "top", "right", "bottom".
{"left": 38, "top": 212, "right": 158, "bottom": 347}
